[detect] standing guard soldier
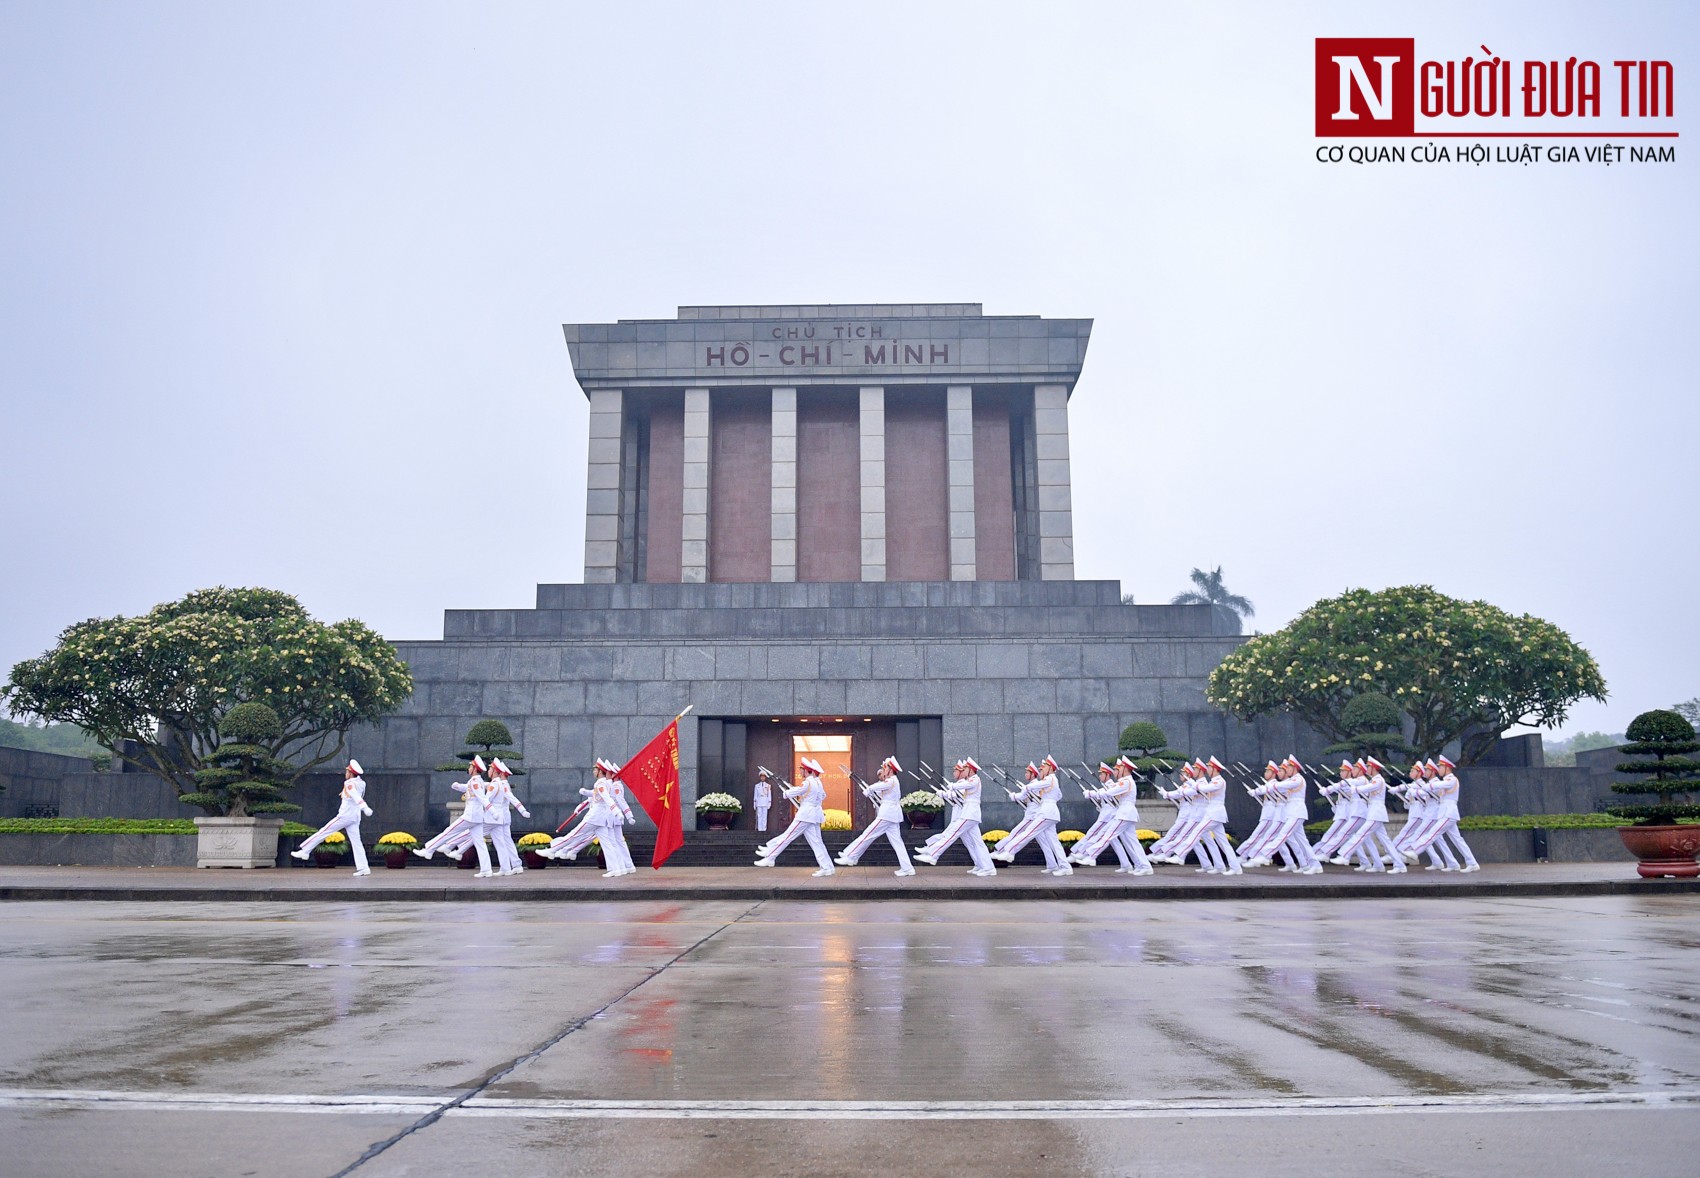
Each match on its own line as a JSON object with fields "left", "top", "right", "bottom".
{"left": 753, "top": 767, "right": 773, "bottom": 833}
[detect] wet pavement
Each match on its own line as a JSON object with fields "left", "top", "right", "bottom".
{"left": 0, "top": 894, "right": 1696, "bottom": 1175}
{"left": 2, "top": 861, "right": 1695, "bottom": 903}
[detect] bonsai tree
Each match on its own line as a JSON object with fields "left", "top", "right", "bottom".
{"left": 178, "top": 703, "right": 302, "bottom": 818}
{"left": 1323, "top": 692, "right": 1416, "bottom": 762}
{"left": 436, "top": 719, "right": 524, "bottom": 775}
{"left": 1117, "top": 721, "right": 1189, "bottom": 775}
{"left": 1604, "top": 709, "right": 1700, "bottom": 825}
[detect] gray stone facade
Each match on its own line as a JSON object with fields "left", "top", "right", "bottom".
{"left": 336, "top": 580, "right": 1328, "bottom": 834}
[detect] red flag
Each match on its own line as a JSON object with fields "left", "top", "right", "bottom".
{"left": 618, "top": 719, "right": 684, "bottom": 869}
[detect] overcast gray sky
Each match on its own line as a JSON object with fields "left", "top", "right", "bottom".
{"left": 2, "top": 1, "right": 1694, "bottom": 740}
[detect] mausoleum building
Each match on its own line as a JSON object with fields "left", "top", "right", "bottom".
{"left": 346, "top": 304, "right": 1311, "bottom": 834}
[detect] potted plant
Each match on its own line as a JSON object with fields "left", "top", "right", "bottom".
{"left": 899, "top": 791, "right": 945, "bottom": 829}
{"left": 180, "top": 703, "right": 301, "bottom": 869}
{"left": 375, "top": 831, "right": 417, "bottom": 868}
{"left": 1603, "top": 709, "right": 1700, "bottom": 878}
{"left": 981, "top": 829, "right": 1011, "bottom": 866}
{"left": 1057, "top": 830, "right": 1085, "bottom": 850}
{"left": 695, "top": 792, "right": 743, "bottom": 831}
{"left": 315, "top": 830, "right": 351, "bottom": 868}
{"left": 517, "top": 831, "right": 552, "bottom": 868}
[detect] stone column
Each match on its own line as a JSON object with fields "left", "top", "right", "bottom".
{"left": 681, "top": 387, "right": 712, "bottom": 583}
{"left": 859, "top": 386, "right": 885, "bottom": 582}
{"left": 770, "top": 387, "right": 797, "bottom": 582}
{"left": 1033, "top": 383, "right": 1075, "bottom": 580}
{"left": 583, "top": 388, "right": 624, "bottom": 583}
{"left": 946, "top": 385, "right": 976, "bottom": 580}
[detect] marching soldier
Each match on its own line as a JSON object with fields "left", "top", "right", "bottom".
{"left": 291, "top": 759, "right": 374, "bottom": 876}
{"left": 992, "top": 755, "right": 1070, "bottom": 874}
{"left": 1070, "top": 756, "right": 1153, "bottom": 875}
{"left": 486, "top": 758, "right": 531, "bottom": 876}
{"left": 413, "top": 756, "right": 485, "bottom": 861}
{"left": 837, "top": 756, "right": 915, "bottom": 875}
{"left": 755, "top": 757, "right": 835, "bottom": 876}
{"left": 915, "top": 758, "right": 996, "bottom": 876}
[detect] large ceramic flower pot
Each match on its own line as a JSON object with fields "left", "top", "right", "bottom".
{"left": 521, "top": 850, "right": 550, "bottom": 869}
{"left": 702, "top": 811, "right": 735, "bottom": 831}
{"left": 906, "top": 813, "right": 937, "bottom": 830}
{"left": 383, "top": 851, "right": 408, "bottom": 869}
{"left": 1617, "top": 824, "right": 1700, "bottom": 878}
{"left": 313, "top": 850, "right": 342, "bottom": 868}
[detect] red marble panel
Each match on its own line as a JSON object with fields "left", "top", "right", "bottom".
{"left": 796, "top": 391, "right": 860, "bottom": 582}
{"left": 709, "top": 394, "right": 773, "bottom": 582}
{"left": 645, "top": 402, "right": 684, "bottom": 583}
{"left": 973, "top": 396, "right": 1017, "bottom": 581}
{"left": 884, "top": 392, "right": 948, "bottom": 581}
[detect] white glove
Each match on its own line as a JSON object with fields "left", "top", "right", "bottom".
{"left": 361, "top": 804, "right": 374, "bottom": 817}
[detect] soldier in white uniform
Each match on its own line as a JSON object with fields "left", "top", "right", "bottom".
{"left": 1068, "top": 763, "right": 1128, "bottom": 869}
{"left": 1276, "top": 757, "right": 1323, "bottom": 873}
{"left": 1404, "top": 756, "right": 1478, "bottom": 871}
{"left": 486, "top": 758, "right": 531, "bottom": 876}
{"left": 1336, "top": 757, "right": 1405, "bottom": 872}
{"left": 599, "top": 761, "right": 638, "bottom": 877}
{"left": 1071, "top": 756, "right": 1153, "bottom": 875}
{"left": 413, "top": 756, "right": 485, "bottom": 860}
{"left": 541, "top": 759, "right": 618, "bottom": 862}
{"left": 992, "top": 762, "right": 1045, "bottom": 862}
{"left": 1147, "top": 761, "right": 1201, "bottom": 864}
{"left": 915, "top": 757, "right": 996, "bottom": 876}
{"left": 993, "top": 755, "right": 1071, "bottom": 874}
{"left": 914, "top": 761, "right": 965, "bottom": 862}
{"left": 291, "top": 759, "right": 374, "bottom": 875}
{"left": 837, "top": 756, "right": 916, "bottom": 875}
{"left": 755, "top": 757, "right": 834, "bottom": 875}
{"left": 753, "top": 767, "right": 773, "bottom": 833}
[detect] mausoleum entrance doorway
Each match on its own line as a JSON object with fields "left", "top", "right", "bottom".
{"left": 793, "top": 734, "right": 854, "bottom": 817}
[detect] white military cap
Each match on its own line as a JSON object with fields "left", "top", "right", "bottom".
{"left": 801, "top": 756, "right": 823, "bottom": 775}
{"left": 347, "top": 759, "right": 363, "bottom": 775}
{"left": 882, "top": 755, "right": 902, "bottom": 774}
{"left": 961, "top": 756, "right": 981, "bottom": 774}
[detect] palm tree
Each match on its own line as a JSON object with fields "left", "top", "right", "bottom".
{"left": 1171, "top": 566, "right": 1255, "bottom": 634}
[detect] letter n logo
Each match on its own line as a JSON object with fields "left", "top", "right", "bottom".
{"left": 1315, "top": 38, "right": 1414, "bottom": 136}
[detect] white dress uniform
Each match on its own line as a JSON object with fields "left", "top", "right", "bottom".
{"left": 756, "top": 762, "right": 834, "bottom": 875}
{"left": 292, "top": 762, "right": 373, "bottom": 874}
{"left": 1070, "top": 766, "right": 1128, "bottom": 869}
{"left": 993, "top": 759, "right": 1071, "bottom": 874}
{"left": 1277, "top": 768, "right": 1322, "bottom": 871}
{"left": 460, "top": 776, "right": 496, "bottom": 876}
{"left": 838, "top": 759, "right": 915, "bottom": 876}
{"left": 415, "top": 760, "right": 486, "bottom": 860}
{"left": 1400, "top": 762, "right": 1461, "bottom": 870}
{"left": 1196, "top": 764, "right": 1242, "bottom": 874}
{"left": 1341, "top": 762, "right": 1405, "bottom": 873}
{"left": 753, "top": 774, "right": 773, "bottom": 832}
{"left": 917, "top": 761, "right": 996, "bottom": 875}
{"left": 1072, "top": 761, "right": 1153, "bottom": 875}
{"left": 1151, "top": 764, "right": 1206, "bottom": 863}
{"left": 600, "top": 776, "right": 637, "bottom": 877}
{"left": 486, "top": 762, "right": 531, "bottom": 876}
{"left": 1405, "top": 759, "right": 1477, "bottom": 870}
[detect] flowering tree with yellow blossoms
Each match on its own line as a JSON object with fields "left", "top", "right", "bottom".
{"left": 3, "top": 587, "right": 412, "bottom": 799}
{"left": 1206, "top": 585, "right": 1606, "bottom": 764}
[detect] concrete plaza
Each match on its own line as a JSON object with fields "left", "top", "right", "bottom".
{"left": 0, "top": 892, "right": 1696, "bottom": 1176}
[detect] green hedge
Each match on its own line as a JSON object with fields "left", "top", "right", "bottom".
{"left": 1301, "top": 813, "right": 1653, "bottom": 835}
{"left": 0, "top": 818, "right": 321, "bottom": 836}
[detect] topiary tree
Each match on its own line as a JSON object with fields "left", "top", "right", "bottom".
{"left": 1208, "top": 585, "right": 1607, "bottom": 763}
{"left": 434, "top": 719, "right": 524, "bottom": 775}
{"left": 1116, "top": 721, "right": 1190, "bottom": 775}
{"left": 1604, "top": 709, "right": 1700, "bottom": 825}
{"left": 1323, "top": 692, "right": 1416, "bottom": 761}
{"left": 178, "top": 702, "right": 302, "bottom": 818}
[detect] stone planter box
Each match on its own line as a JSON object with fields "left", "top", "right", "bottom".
{"left": 193, "top": 817, "right": 285, "bottom": 869}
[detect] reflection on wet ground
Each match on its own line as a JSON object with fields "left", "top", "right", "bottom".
{"left": 0, "top": 895, "right": 1694, "bottom": 1110}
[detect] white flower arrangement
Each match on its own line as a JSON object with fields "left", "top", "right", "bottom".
{"left": 694, "top": 792, "right": 743, "bottom": 813}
